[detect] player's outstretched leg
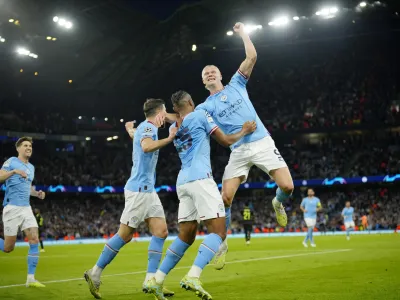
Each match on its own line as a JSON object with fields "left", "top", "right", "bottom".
{"left": 24, "top": 227, "right": 45, "bottom": 288}
{"left": 142, "top": 217, "right": 174, "bottom": 297}
{"left": 181, "top": 218, "right": 226, "bottom": 300}
{"left": 346, "top": 227, "right": 354, "bottom": 240}
{"left": 145, "top": 221, "right": 196, "bottom": 300}
{"left": 84, "top": 225, "right": 131, "bottom": 299}
{"left": 303, "top": 230, "right": 309, "bottom": 248}
{"left": 270, "top": 168, "right": 294, "bottom": 227}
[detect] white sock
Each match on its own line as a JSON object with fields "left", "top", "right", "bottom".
{"left": 91, "top": 265, "right": 103, "bottom": 280}
{"left": 154, "top": 270, "right": 167, "bottom": 284}
{"left": 187, "top": 265, "right": 202, "bottom": 278}
{"left": 144, "top": 272, "right": 155, "bottom": 285}
{"left": 27, "top": 274, "right": 35, "bottom": 282}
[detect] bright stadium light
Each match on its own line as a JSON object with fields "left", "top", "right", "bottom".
{"left": 316, "top": 7, "right": 339, "bottom": 17}
{"left": 244, "top": 24, "right": 262, "bottom": 33}
{"left": 330, "top": 7, "right": 338, "bottom": 14}
{"left": 226, "top": 31, "right": 233, "bottom": 36}
{"left": 359, "top": 2, "right": 367, "bottom": 7}
{"left": 120, "top": 119, "right": 124, "bottom": 123}
{"left": 106, "top": 137, "right": 112, "bottom": 141}
{"left": 86, "top": 137, "right": 91, "bottom": 141}
{"left": 92, "top": 117, "right": 95, "bottom": 120}
{"left": 58, "top": 18, "right": 66, "bottom": 26}
{"left": 293, "top": 16, "right": 300, "bottom": 21}
{"left": 192, "top": 44, "right": 197, "bottom": 51}
{"left": 0, "top": 38, "right": 5, "bottom": 43}
{"left": 46, "top": 36, "right": 52, "bottom": 40}
{"left": 113, "top": 136, "right": 118, "bottom": 140}
{"left": 53, "top": 16, "right": 59, "bottom": 22}
{"left": 17, "top": 48, "right": 30, "bottom": 55}
{"left": 65, "top": 21, "right": 73, "bottom": 29}
{"left": 78, "top": 116, "right": 82, "bottom": 119}
{"left": 104, "top": 117, "right": 108, "bottom": 121}
{"left": 268, "top": 17, "right": 289, "bottom": 27}
{"left": 9, "top": 19, "right": 14, "bottom": 23}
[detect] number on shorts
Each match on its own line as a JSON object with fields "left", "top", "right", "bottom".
{"left": 274, "top": 149, "right": 283, "bottom": 161}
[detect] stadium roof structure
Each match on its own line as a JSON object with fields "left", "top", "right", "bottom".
{"left": 0, "top": 0, "right": 399, "bottom": 113}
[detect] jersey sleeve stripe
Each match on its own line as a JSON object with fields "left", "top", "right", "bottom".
{"left": 209, "top": 126, "right": 219, "bottom": 135}
{"left": 238, "top": 69, "right": 248, "bottom": 79}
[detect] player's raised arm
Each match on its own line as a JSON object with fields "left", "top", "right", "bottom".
{"left": 212, "top": 121, "right": 257, "bottom": 147}
{"left": 234, "top": 22, "right": 257, "bottom": 78}
{"left": 125, "top": 121, "right": 137, "bottom": 139}
{"left": 141, "top": 127, "right": 177, "bottom": 153}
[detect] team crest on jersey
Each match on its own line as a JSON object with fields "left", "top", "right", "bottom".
{"left": 2, "top": 159, "right": 11, "bottom": 168}
{"left": 144, "top": 127, "right": 153, "bottom": 133}
{"left": 220, "top": 95, "right": 227, "bottom": 102}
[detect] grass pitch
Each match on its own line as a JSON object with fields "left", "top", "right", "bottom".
{"left": 0, "top": 234, "right": 399, "bottom": 300}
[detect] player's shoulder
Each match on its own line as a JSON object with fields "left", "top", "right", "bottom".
{"left": 138, "top": 121, "right": 157, "bottom": 133}
{"left": 2, "top": 157, "right": 17, "bottom": 168}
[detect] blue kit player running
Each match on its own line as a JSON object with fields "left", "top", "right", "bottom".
{"left": 300, "top": 188, "right": 322, "bottom": 248}
{"left": 145, "top": 91, "right": 256, "bottom": 300}
{"left": 0, "top": 137, "right": 46, "bottom": 288}
{"left": 342, "top": 201, "right": 355, "bottom": 240}
{"left": 197, "top": 22, "right": 294, "bottom": 269}
{"left": 84, "top": 99, "right": 177, "bottom": 299}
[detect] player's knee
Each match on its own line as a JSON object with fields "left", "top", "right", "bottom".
{"left": 29, "top": 237, "right": 40, "bottom": 245}
{"left": 4, "top": 245, "right": 15, "bottom": 253}
{"left": 222, "top": 193, "right": 233, "bottom": 207}
{"left": 280, "top": 181, "right": 294, "bottom": 195}
{"left": 154, "top": 227, "right": 168, "bottom": 239}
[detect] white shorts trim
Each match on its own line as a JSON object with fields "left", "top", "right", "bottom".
{"left": 177, "top": 178, "right": 225, "bottom": 223}
{"left": 2, "top": 205, "right": 38, "bottom": 236}
{"left": 223, "top": 136, "right": 287, "bottom": 183}
{"left": 344, "top": 221, "right": 355, "bottom": 229}
{"left": 120, "top": 190, "right": 165, "bottom": 228}
{"left": 304, "top": 218, "right": 316, "bottom": 228}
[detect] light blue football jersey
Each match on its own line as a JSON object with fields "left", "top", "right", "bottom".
{"left": 124, "top": 121, "right": 159, "bottom": 193}
{"left": 1, "top": 157, "right": 34, "bottom": 207}
{"left": 196, "top": 70, "right": 270, "bottom": 150}
{"left": 342, "top": 207, "right": 354, "bottom": 222}
{"left": 301, "top": 197, "right": 321, "bottom": 219}
{"left": 171, "top": 110, "right": 218, "bottom": 186}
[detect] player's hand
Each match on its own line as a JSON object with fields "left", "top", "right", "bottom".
{"left": 233, "top": 22, "right": 246, "bottom": 35}
{"left": 37, "top": 190, "right": 45, "bottom": 200}
{"left": 168, "top": 127, "right": 178, "bottom": 141}
{"left": 13, "top": 169, "right": 27, "bottom": 178}
{"left": 242, "top": 121, "right": 257, "bottom": 134}
{"left": 303, "top": 210, "right": 308, "bottom": 213}
{"left": 154, "top": 113, "right": 165, "bottom": 128}
{"left": 125, "top": 121, "right": 136, "bottom": 136}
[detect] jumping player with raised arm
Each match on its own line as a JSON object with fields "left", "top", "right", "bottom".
{"left": 145, "top": 90, "right": 256, "bottom": 300}
{"left": 84, "top": 99, "right": 176, "bottom": 299}
{"left": 196, "top": 22, "right": 294, "bottom": 269}
{"left": 0, "top": 137, "right": 46, "bottom": 288}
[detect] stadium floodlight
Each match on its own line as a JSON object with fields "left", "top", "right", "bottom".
{"left": 0, "top": 38, "right": 5, "bottom": 43}
{"left": 106, "top": 137, "right": 112, "bottom": 141}
{"left": 316, "top": 7, "right": 339, "bottom": 18}
{"left": 226, "top": 31, "right": 233, "bottom": 36}
{"left": 52, "top": 37, "right": 57, "bottom": 41}
{"left": 104, "top": 117, "right": 108, "bottom": 121}
{"left": 65, "top": 21, "right": 73, "bottom": 29}
{"left": 69, "top": 80, "right": 73, "bottom": 83}
{"left": 359, "top": 2, "right": 367, "bottom": 7}
{"left": 9, "top": 19, "right": 14, "bottom": 23}
{"left": 113, "top": 136, "right": 118, "bottom": 140}
{"left": 244, "top": 24, "right": 262, "bottom": 33}
{"left": 120, "top": 119, "right": 124, "bottom": 122}
{"left": 46, "top": 36, "right": 52, "bottom": 40}
{"left": 53, "top": 16, "right": 59, "bottom": 22}
{"left": 86, "top": 137, "right": 91, "bottom": 141}
{"left": 58, "top": 18, "right": 66, "bottom": 26}
{"left": 268, "top": 17, "right": 289, "bottom": 27}
{"left": 78, "top": 116, "right": 82, "bottom": 119}
{"left": 92, "top": 117, "right": 95, "bottom": 120}
{"left": 293, "top": 16, "right": 300, "bottom": 21}
{"left": 17, "top": 48, "right": 30, "bottom": 55}
{"left": 330, "top": 7, "right": 338, "bottom": 14}
{"left": 192, "top": 44, "right": 197, "bottom": 51}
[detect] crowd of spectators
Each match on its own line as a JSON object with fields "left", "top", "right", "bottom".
{"left": 0, "top": 188, "right": 397, "bottom": 240}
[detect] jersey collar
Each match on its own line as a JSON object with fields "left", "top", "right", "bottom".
{"left": 209, "top": 87, "right": 225, "bottom": 96}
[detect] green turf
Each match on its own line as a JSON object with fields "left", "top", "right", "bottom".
{"left": 0, "top": 235, "right": 399, "bottom": 300}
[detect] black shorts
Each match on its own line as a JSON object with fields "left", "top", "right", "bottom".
{"left": 243, "top": 224, "right": 253, "bottom": 232}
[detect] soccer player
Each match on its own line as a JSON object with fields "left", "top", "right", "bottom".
{"left": 196, "top": 22, "right": 294, "bottom": 269}
{"left": 361, "top": 214, "right": 369, "bottom": 233}
{"left": 34, "top": 208, "right": 45, "bottom": 252}
{"left": 145, "top": 90, "right": 256, "bottom": 300}
{"left": 342, "top": 201, "right": 355, "bottom": 240}
{"left": 300, "top": 188, "right": 322, "bottom": 247}
{"left": 0, "top": 137, "right": 46, "bottom": 287}
{"left": 84, "top": 99, "right": 177, "bottom": 299}
{"left": 242, "top": 202, "right": 254, "bottom": 245}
